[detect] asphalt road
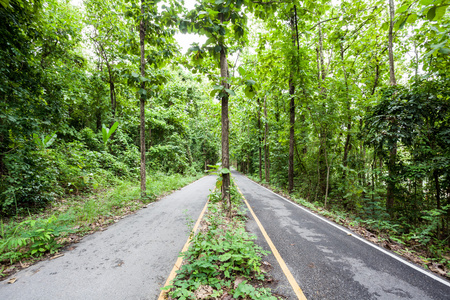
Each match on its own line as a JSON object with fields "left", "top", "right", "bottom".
{"left": 234, "top": 171, "right": 450, "bottom": 300}
{"left": 0, "top": 175, "right": 216, "bottom": 300}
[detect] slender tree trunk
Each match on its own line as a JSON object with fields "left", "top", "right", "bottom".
{"left": 288, "top": 78, "right": 295, "bottom": 193}
{"left": 257, "top": 98, "right": 262, "bottom": 181}
{"left": 218, "top": 14, "right": 230, "bottom": 212}
{"left": 288, "top": 13, "right": 296, "bottom": 194}
{"left": 108, "top": 68, "right": 116, "bottom": 120}
{"left": 386, "top": 0, "right": 397, "bottom": 213}
{"left": 139, "top": 0, "right": 146, "bottom": 197}
{"left": 340, "top": 42, "right": 351, "bottom": 178}
{"left": 264, "top": 97, "right": 270, "bottom": 183}
{"left": 434, "top": 170, "right": 441, "bottom": 210}
{"left": 388, "top": 0, "right": 397, "bottom": 86}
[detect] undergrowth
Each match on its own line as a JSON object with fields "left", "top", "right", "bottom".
{"left": 163, "top": 179, "right": 277, "bottom": 300}
{"left": 0, "top": 171, "right": 203, "bottom": 279}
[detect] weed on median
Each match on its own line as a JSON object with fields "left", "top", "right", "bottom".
{"left": 162, "top": 179, "right": 278, "bottom": 300}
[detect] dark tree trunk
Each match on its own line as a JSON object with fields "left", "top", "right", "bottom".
{"left": 108, "top": 67, "right": 116, "bottom": 120}
{"left": 257, "top": 98, "right": 262, "bottom": 181}
{"left": 434, "top": 170, "right": 441, "bottom": 210}
{"left": 288, "top": 78, "right": 295, "bottom": 193}
{"left": 386, "top": 146, "right": 396, "bottom": 213}
{"left": 218, "top": 14, "right": 230, "bottom": 212}
{"left": 386, "top": 0, "right": 397, "bottom": 213}
{"left": 264, "top": 97, "right": 270, "bottom": 183}
{"left": 388, "top": 0, "right": 397, "bottom": 86}
{"left": 139, "top": 0, "right": 146, "bottom": 197}
{"left": 288, "top": 13, "right": 297, "bottom": 194}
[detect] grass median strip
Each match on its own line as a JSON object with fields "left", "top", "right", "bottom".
{"left": 160, "top": 179, "right": 279, "bottom": 299}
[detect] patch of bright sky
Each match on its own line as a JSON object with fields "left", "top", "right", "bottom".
{"left": 175, "top": 0, "right": 207, "bottom": 54}
{"left": 71, "top": 0, "right": 207, "bottom": 55}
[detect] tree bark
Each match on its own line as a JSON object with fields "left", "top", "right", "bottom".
{"left": 386, "top": 0, "right": 397, "bottom": 213}
{"left": 288, "top": 13, "right": 296, "bottom": 194}
{"left": 264, "top": 97, "right": 270, "bottom": 183}
{"left": 257, "top": 98, "right": 262, "bottom": 181}
{"left": 139, "top": 0, "right": 146, "bottom": 197}
{"left": 388, "top": 0, "right": 397, "bottom": 86}
{"left": 218, "top": 13, "right": 230, "bottom": 213}
{"left": 340, "top": 42, "right": 351, "bottom": 178}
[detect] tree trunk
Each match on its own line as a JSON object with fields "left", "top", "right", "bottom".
{"left": 218, "top": 16, "right": 230, "bottom": 212}
{"left": 340, "top": 42, "right": 351, "bottom": 178}
{"left": 386, "top": 146, "right": 396, "bottom": 213}
{"left": 264, "top": 97, "right": 270, "bottom": 183}
{"left": 434, "top": 170, "right": 441, "bottom": 210}
{"left": 388, "top": 0, "right": 397, "bottom": 86}
{"left": 139, "top": 0, "right": 146, "bottom": 197}
{"left": 257, "top": 98, "right": 262, "bottom": 181}
{"left": 386, "top": 0, "right": 397, "bottom": 213}
{"left": 288, "top": 13, "right": 296, "bottom": 194}
{"left": 108, "top": 67, "right": 116, "bottom": 120}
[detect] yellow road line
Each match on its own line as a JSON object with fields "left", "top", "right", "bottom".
{"left": 237, "top": 186, "right": 308, "bottom": 300}
{"left": 158, "top": 198, "right": 210, "bottom": 300}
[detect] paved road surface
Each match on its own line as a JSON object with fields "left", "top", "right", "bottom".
{"left": 0, "top": 175, "right": 216, "bottom": 300}
{"left": 234, "top": 171, "right": 450, "bottom": 300}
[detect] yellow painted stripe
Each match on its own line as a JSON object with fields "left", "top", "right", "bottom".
{"left": 158, "top": 198, "right": 210, "bottom": 300}
{"left": 237, "top": 186, "right": 308, "bottom": 300}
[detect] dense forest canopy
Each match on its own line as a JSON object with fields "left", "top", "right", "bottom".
{"left": 1, "top": 0, "right": 449, "bottom": 263}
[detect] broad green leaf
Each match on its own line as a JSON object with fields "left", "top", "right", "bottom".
{"left": 0, "top": 0, "right": 9, "bottom": 8}
{"left": 215, "top": 0, "right": 225, "bottom": 4}
{"left": 245, "top": 79, "right": 256, "bottom": 86}
{"left": 396, "top": 4, "right": 409, "bottom": 14}
{"left": 438, "top": 47, "right": 450, "bottom": 54}
{"left": 238, "top": 66, "right": 246, "bottom": 76}
{"left": 210, "top": 89, "right": 218, "bottom": 98}
{"left": 420, "top": 0, "right": 434, "bottom": 5}
{"left": 108, "top": 121, "right": 119, "bottom": 139}
{"left": 407, "top": 13, "right": 417, "bottom": 24}
{"left": 219, "top": 252, "right": 232, "bottom": 261}
{"left": 44, "top": 133, "right": 57, "bottom": 148}
{"left": 224, "top": 88, "right": 235, "bottom": 96}
{"left": 220, "top": 168, "right": 230, "bottom": 174}
{"left": 435, "top": 5, "right": 449, "bottom": 20}
{"left": 214, "top": 45, "right": 222, "bottom": 53}
{"left": 427, "top": 6, "right": 436, "bottom": 20}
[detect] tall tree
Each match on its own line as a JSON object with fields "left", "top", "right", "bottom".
{"left": 139, "top": 0, "right": 147, "bottom": 196}
{"left": 386, "top": 0, "right": 397, "bottom": 213}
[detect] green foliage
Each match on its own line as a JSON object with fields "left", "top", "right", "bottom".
{"left": 166, "top": 183, "right": 273, "bottom": 299}
{"left": 0, "top": 214, "right": 74, "bottom": 264}
{"left": 102, "top": 122, "right": 118, "bottom": 146}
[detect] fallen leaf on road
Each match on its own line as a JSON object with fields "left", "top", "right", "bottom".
{"left": 8, "top": 278, "right": 17, "bottom": 284}
{"left": 50, "top": 253, "right": 64, "bottom": 260}
{"left": 347, "top": 233, "right": 352, "bottom": 236}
